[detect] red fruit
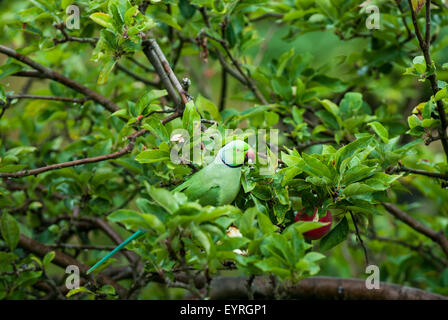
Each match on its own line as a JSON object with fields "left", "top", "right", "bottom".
{"left": 137, "top": 115, "right": 143, "bottom": 121}
{"left": 294, "top": 207, "right": 332, "bottom": 240}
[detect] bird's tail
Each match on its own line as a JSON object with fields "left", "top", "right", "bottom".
{"left": 87, "top": 229, "right": 146, "bottom": 274}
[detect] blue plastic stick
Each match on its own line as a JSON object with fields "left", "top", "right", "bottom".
{"left": 86, "top": 229, "right": 145, "bottom": 274}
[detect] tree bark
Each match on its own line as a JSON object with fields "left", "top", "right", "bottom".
{"left": 209, "top": 276, "right": 448, "bottom": 300}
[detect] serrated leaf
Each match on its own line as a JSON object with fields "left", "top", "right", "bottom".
{"left": 143, "top": 118, "right": 169, "bottom": 143}
{"left": 90, "top": 12, "right": 115, "bottom": 30}
{"left": 368, "top": 121, "right": 389, "bottom": 143}
{"left": 135, "top": 149, "right": 170, "bottom": 164}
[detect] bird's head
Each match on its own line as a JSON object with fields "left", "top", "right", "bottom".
{"left": 219, "top": 140, "right": 255, "bottom": 167}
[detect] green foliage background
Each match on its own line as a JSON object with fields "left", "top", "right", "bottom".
{"left": 1, "top": 0, "right": 448, "bottom": 299}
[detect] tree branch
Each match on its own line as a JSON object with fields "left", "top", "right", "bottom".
{"left": 198, "top": 7, "right": 268, "bottom": 105}
{"left": 208, "top": 276, "right": 448, "bottom": 300}
{"left": 149, "top": 39, "right": 190, "bottom": 105}
{"left": 390, "top": 164, "right": 448, "bottom": 180}
{"left": 0, "top": 45, "right": 120, "bottom": 113}
{"left": 368, "top": 233, "right": 448, "bottom": 268}
{"left": 0, "top": 140, "right": 135, "bottom": 178}
{"left": 0, "top": 111, "right": 180, "bottom": 178}
{"left": 407, "top": 0, "right": 448, "bottom": 158}
{"left": 349, "top": 211, "right": 370, "bottom": 266}
{"left": 382, "top": 202, "right": 448, "bottom": 258}
{"left": 45, "top": 244, "right": 116, "bottom": 250}
{"left": 142, "top": 40, "right": 183, "bottom": 110}
{"left": 115, "top": 63, "right": 160, "bottom": 87}
{"left": 5, "top": 94, "right": 88, "bottom": 104}
{"left": 18, "top": 234, "right": 128, "bottom": 298}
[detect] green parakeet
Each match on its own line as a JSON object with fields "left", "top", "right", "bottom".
{"left": 87, "top": 140, "right": 255, "bottom": 274}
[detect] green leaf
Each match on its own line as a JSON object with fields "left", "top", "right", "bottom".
{"left": 340, "top": 92, "right": 363, "bottom": 115}
{"left": 0, "top": 62, "right": 23, "bottom": 80}
{"left": 257, "top": 211, "right": 277, "bottom": 234}
{"left": 179, "top": 0, "right": 196, "bottom": 19}
{"left": 140, "top": 213, "right": 165, "bottom": 234}
{"left": 97, "top": 59, "right": 117, "bottom": 85}
{"left": 435, "top": 88, "right": 447, "bottom": 101}
{"left": 97, "top": 284, "right": 116, "bottom": 296}
{"left": 182, "top": 100, "right": 201, "bottom": 134}
{"left": 319, "top": 216, "right": 348, "bottom": 251}
{"left": 135, "top": 89, "right": 167, "bottom": 115}
{"left": 334, "top": 136, "right": 372, "bottom": 168}
{"left": 144, "top": 182, "right": 179, "bottom": 214}
{"left": 368, "top": 121, "right": 389, "bottom": 143}
{"left": 301, "top": 153, "right": 332, "bottom": 179}
{"left": 0, "top": 213, "right": 20, "bottom": 250}
{"left": 90, "top": 12, "right": 115, "bottom": 30}
{"left": 110, "top": 108, "right": 128, "bottom": 119}
{"left": 108, "top": 209, "right": 147, "bottom": 228}
{"left": 413, "top": 56, "right": 426, "bottom": 74}
{"left": 276, "top": 48, "right": 295, "bottom": 77}
{"left": 145, "top": 89, "right": 168, "bottom": 104}
{"left": 66, "top": 287, "right": 94, "bottom": 298}
{"left": 342, "top": 183, "right": 376, "bottom": 197}
{"left": 135, "top": 149, "right": 170, "bottom": 164}
{"left": 196, "top": 94, "right": 221, "bottom": 121}
{"left": 143, "top": 118, "right": 169, "bottom": 143}
{"left": 319, "top": 99, "right": 341, "bottom": 127}
{"left": 155, "top": 12, "right": 182, "bottom": 30}
{"left": 0, "top": 84, "right": 5, "bottom": 103}
{"left": 411, "top": 0, "right": 426, "bottom": 13}
{"left": 124, "top": 6, "right": 138, "bottom": 25}
{"left": 43, "top": 251, "right": 55, "bottom": 268}
{"left": 408, "top": 114, "right": 422, "bottom": 129}
{"left": 286, "top": 221, "right": 329, "bottom": 235}
{"left": 239, "top": 207, "right": 258, "bottom": 238}
{"left": 191, "top": 224, "right": 212, "bottom": 254}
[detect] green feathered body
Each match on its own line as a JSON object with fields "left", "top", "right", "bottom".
{"left": 172, "top": 156, "right": 242, "bottom": 206}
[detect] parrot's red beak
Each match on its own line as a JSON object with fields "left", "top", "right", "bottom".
{"left": 245, "top": 149, "right": 255, "bottom": 164}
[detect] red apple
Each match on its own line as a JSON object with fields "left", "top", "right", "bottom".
{"left": 294, "top": 207, "right": 332, "bottom": 240}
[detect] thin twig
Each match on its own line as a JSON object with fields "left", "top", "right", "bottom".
{"left": 6, "top": 94, "right": 88, "bottom": 104}
{"left": 349, "top": 211, "right": 369, "bottom": 266}
{"left": 382, "top": 202, "right": 448, "bottom": 258}
{"left": 390, "top": 163, "right": 448, "bottom": 180}
{"left": 115, "top": 63, "right": 160, "bottom": 87}
{"left": 198, "top": 7, "right": 268, "bottom": 104}
{"left": 0, "top": 45, "right": 120, "bottom": 113}
{"left": 367, "top": 233, "right": 448, "bottom": 268}
{"left": 407, "top": 0, "right": 448, "bottom": 158}
{"left": 0, "top": 112, "right": 181, "bottom": 178}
